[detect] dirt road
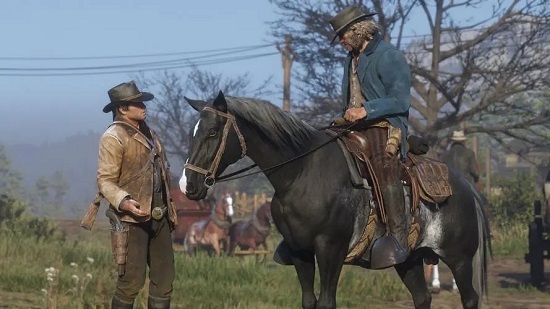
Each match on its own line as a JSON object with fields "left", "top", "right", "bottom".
{"left": 390, "top": 257, "right": 550, "bottom": 308}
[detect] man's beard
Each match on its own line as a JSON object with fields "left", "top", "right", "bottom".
{"left": 348, "top": 32, "right": 368, "bottom": 55}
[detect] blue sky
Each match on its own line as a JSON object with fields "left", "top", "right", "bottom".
{"left": 0, "top": 0, "right": 499, "bottom": 145}
{"left": 0, "top": 0, "right": 281, "bottom": 144}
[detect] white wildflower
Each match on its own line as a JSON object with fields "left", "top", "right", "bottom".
{"left": 41, "top": 288, "right": 48, "bottom": 295}
{"left": 70, "top": 262, "right": 78, "bottom": 267}
{"left": 86, "top": 257, "right": 94, "bottom": 264}
{"left": 47, "top": 277, "right": 54, "bottom": 282}
{"left": 86, "top": 273, "right": 93, "bottom": 279}
{"left": 71, "top": 274, "right": 79, "bottom": 283}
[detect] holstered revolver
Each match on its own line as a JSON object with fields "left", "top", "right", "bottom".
{"left": 105, "top": 208, "right": 129, "bottom": 276}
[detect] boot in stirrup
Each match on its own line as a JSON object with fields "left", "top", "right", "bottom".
{"left": 273, "top": 240, "right": 293, "bottom": 265}
{"left": 370, "top": 183, "right": 410, "bottom": 269}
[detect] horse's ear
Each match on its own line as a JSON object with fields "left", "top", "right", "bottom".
{"left": 212, "top": 91, "right": 228, "bottom": 113}
{"left": 184, "top": 97, "right": 207, "bottom": 112}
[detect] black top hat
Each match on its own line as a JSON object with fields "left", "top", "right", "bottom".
{"left": 103, "top": 80, "right": 154, "bottom": 113}
{"left": 329, "top": 5, "right": 376, "bottom": 43}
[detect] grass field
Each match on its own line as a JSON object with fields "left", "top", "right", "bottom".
{"left": 0, "top": 218, "right": 547, "bottom": 308}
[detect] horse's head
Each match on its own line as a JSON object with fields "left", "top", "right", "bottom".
{"left": 215, "top": 193, "right": 234, "bottom": 219}
{"left": 181, "top": 91, "right": 246, "bottom": 200}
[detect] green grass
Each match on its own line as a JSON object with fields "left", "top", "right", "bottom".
{"left": 0, "top": 227, "right": 408, "bottom": 308}
{"left": 0, "top": 218, "right": 538, "bottom": 308}
{"left": 491, "top": 223, "right": 529, "bottom": 257}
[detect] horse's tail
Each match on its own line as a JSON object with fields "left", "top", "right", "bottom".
{"left": 473, "top": 194, "right": 491, "bottom": 306}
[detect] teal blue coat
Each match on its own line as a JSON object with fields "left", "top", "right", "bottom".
{"left": 341, "top": 33, "right": 411, "bottom": 159}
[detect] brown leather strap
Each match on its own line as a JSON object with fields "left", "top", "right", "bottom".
{"left": 184, "top": 107, "right": 247, "bottom": 186}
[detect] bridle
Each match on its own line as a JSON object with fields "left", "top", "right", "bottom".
{"left": 185, "top": 106, "right": 361, "bottom": 187}
{"left": 184, "top": 107, "right": 247, "bottom": 188}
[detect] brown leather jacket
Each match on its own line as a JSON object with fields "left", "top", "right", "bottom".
{"left": 97, "top": 120, "right": 177, "bottom": 225}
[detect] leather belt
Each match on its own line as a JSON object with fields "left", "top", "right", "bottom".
{"left": 151, "top": 206, "right": 167, "bottom": 220}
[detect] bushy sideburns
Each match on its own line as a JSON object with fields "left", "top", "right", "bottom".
{"left": 342, "top": 20, "right": 379, "bottom": 53}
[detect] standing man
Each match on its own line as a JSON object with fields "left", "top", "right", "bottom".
{"left": 98, "top": 81, "right": 177, "bottom": 309}
{"left": 273, "top": 4, "right": 412, "bottom": 269}
{"left": 441, "top": 130, "right": 480, "bottom": 185}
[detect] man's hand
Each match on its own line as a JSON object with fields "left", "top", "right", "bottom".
{"left": 120, "top": 198, "right": 148, "bottom": 217}
{"left": 344, "top": 107, "right": 367, "bottom": 122}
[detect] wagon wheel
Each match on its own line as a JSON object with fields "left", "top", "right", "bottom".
{"left": 528, "top": 201, "right": 545, "bottom": 287}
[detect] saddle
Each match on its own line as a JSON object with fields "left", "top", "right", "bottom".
{"left": 329, "top": 129, "right": 452, "bottom": 211}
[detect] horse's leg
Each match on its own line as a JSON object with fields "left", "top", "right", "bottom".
{"left": 444, "top": 256, "right": 478, "bottom": 309}
{"left": 423, "top": 264, "right": 432, "bottom": 282}
{"left": 315, "top": 239, "right": 347, "bottom": 309}
{"left": 262, "top": 240, "right": 269, "bottom": 264}
{"left": 228, "top": 237, "right": 238, "bottom": 256}
{"left": 212, "top": 236, "right": 222, "bottom": 257}
{"left": 431, "top": 264, "right": 440, "bottom": 293}
{"left": 394, "top": 257, "right": 432, "bottom": 309}
{"left": 290, "top": 250, "right": 317, "bottom": 309}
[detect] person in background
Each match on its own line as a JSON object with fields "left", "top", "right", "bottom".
{"left": 441, "top": 130, "right": 479, "bottom": 185}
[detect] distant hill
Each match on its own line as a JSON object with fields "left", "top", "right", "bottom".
{"left": 5, "top": 131, "right": 102, "bottom": 218}
{"left": 4, "top": 130, "right": 186, "bottom": 219}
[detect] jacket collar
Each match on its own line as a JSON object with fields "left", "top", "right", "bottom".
{"left": 362, "top": 32, "right": 382, "bottom": 56}
{"left": 345, "top": 31, "right": 382, "bottom": 59}
{"left": 113, "top": 117, "right": 152, "bottom": 150}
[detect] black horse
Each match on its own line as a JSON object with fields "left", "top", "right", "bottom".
{"left": 181, "top": 92, "right": 489, "bottom": 309}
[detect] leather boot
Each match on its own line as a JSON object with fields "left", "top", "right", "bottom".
{"left": 148, "top": 295, "right": 171, "bottom": 309}
{"left": 370, "top": 183, "right": 410, "bottom": 269}
{"left": 273, "top": 240, "right": 293, "bottom": 265}
{"left": 111, "top": 295, "right": 134, "bottom": 309}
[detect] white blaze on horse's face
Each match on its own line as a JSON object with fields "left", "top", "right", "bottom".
{"left": 179, "top": 158, "right": 188, "bottom": 194}
{"left": 226, "top": 195, "right": 234, "bottom": 217}
{"left": 193, "top": 119, "right": 201, "bottom": 137}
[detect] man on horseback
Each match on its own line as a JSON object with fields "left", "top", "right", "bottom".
{"left": 274, "top": 5, "right": 412, "bottom": 269}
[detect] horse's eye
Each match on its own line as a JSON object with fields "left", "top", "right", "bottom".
{"left": 208, "top": 129, "right": 217, "bottom": 137}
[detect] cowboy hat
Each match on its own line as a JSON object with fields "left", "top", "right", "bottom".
{"left": 103, "top": 80, "right": 154, "bottom": 113}
{"left": 450, "top": 130, "right": 467, "bottom": 141}
{"left": 329, "top": 5, "right": 376, "bottom": 43}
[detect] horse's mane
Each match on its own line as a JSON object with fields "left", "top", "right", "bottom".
{"left": 225, "top": 96, "right": 318, "bottom": 152}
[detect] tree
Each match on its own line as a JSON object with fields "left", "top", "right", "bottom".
{"left": 50, "top": 170, "right": 69, "bottom": 207}
{"left": 136, "top": 67, "right": 276, "bottom": 195}
{"left": 269, "top": 0, "right": 550, "bottom": 151}
{"left": 136, "top": 67, "right": 274, "bottom": 164}
{"left": 0, "top": 145, "right": 23, "bottom": 197}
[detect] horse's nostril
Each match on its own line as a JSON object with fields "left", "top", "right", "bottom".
{"left": 186, "top": 182, "right": 196, "bottom": 195}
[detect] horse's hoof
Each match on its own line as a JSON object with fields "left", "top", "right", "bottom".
{"left": 273, "top": 241, "right": 293, "bottom": 265}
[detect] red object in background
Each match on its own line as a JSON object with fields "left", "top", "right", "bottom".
{"left": 170, "top": 188, "right": 213, "bottom": 244}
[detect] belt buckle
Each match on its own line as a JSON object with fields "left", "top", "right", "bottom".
{"left": 151, "top": 207, "right": 164, "bottom": 220}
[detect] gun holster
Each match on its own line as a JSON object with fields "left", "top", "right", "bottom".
{"left": 111, "top": 229, "right": 128, "bottom": 276}
{"left": 106, "top": 208, "right": 129, "bottom": 276}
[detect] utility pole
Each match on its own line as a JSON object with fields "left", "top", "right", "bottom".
{"left": 277, "top": 34, "right": 295, "bottom": 112}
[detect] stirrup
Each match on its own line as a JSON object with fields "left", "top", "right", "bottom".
{"left": 273, "top": 241, "right": 293, "bottom": 266}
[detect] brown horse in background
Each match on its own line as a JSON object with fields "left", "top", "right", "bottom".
{"left": 228, "top": 202, "right": 272, "bottom": 259}
{"left": 184, "top": 193, "right": 234, "bottom": 256}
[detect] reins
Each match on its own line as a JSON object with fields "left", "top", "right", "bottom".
{"left": 215, "top": 121, "right": 359, "bottom": 183}
{"left": 216, "top": 121, "right": 359, "bottom": 182}
{"left": 185, "top": 106, "right": 369, "bottom": 186}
